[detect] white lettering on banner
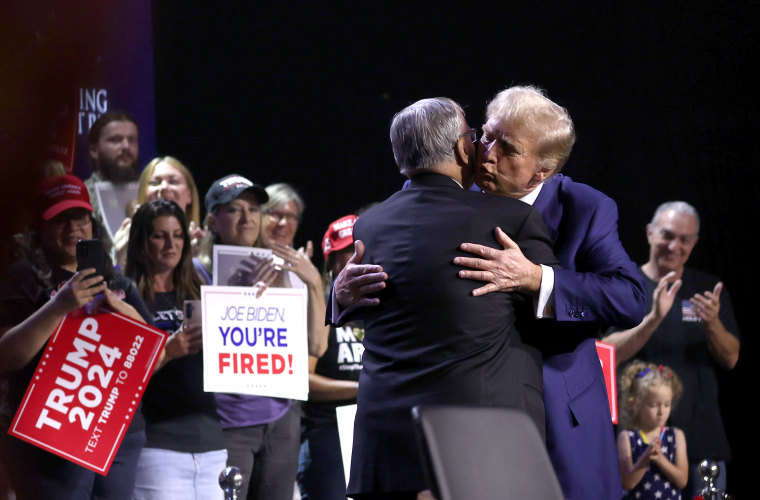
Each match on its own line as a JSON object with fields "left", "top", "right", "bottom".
{"left": 219, "top": 176, "right": 252, "bottom": 188}
{"left": 332, "top": 219, "right": 354, "bottom": 230}
{"left": 35, "top": 318, "right": 122, "bottom": 433}
{"left": 77, "top": 88, "right": 108, "bottom": 135}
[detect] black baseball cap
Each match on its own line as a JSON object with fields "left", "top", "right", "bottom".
{"left": 204, "top": 174, "right": 269, "bottom": 214}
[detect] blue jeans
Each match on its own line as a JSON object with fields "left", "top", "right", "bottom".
{"left": 297, "top": 422, "right": 347, "bottom": 500}
{"left": 133, "top": 447, "right": 228, "bottom": 500}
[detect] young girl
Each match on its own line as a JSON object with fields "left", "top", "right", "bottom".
{"left": 617, "top": 360, "right": 689, "bottom": 499}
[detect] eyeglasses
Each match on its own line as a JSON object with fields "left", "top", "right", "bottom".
{"left": 459, "top": 128, "right": 478, "bottom": 144}
{"left": 47, "top": 211, "right": 92, "bottom": 228}
{"left": 265, "top": 211, "right": 300, "bottom": 224}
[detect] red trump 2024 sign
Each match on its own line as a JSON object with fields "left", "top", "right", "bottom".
{"left": 8, "top": 308, "right": 166, "bottom": 474}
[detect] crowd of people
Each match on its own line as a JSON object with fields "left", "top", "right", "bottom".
{"left": 0, "top": 86, "right": 740, "bottom": 500}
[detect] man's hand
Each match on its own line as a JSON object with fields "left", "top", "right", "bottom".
{"left": 335, "top": 240, "right": 387, "bottom": 307}
{"left": 651, "top": 271, "right": 682, "bottom": 320}
{"left": 454, "top": 227, "right": 542, "bottom": 296}
{"left": 690, "top": 282, "right": 722, "bottom": 325}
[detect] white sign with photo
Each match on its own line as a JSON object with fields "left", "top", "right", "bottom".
{"left": 201, "top": 285, "right": 309, "bottom": 400}
{"left": 212, "top": 244, "right": 284, "bottom": 287}
{"left": 93, "top": 181, "right": 139, "bottom": 241}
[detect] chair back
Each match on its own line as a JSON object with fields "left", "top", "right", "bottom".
{"left": 412, "top": 405, "right": 564, "bottom": 500}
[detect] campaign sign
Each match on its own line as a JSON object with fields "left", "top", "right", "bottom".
{"left": 8, "top": 308, "right": 166, "bottom": 475}
{"left": 595, "top": 340, "right": 618, "bottom": 424}
{"left": 212, "top": 244, "right": 285, "bottom": 287}
{"left": 93, "top": 181, "right": 139, "bottom": 242}
{"left": 201, "top": 285, "right": 308, "bottom": 400}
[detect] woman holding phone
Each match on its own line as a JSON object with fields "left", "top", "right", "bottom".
{"left": 0, "top": 175, "right": 150, "bottom": 500}
{"left": 125, "top": 198, "right": 227, "bottom": 499}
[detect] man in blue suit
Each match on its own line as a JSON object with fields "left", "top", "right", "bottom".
{"left": 453, "top": 85, "right": 646, "bottom": 499}
{"left": 334, "top": 86, "right": 647, "bottom": 499}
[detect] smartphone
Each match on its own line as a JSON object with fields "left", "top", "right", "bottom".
{"left": 76, "top": 239, "right": 112, "bottom": 286}
{"left": 184, "top": 300, "right": 202, "bottom": 326}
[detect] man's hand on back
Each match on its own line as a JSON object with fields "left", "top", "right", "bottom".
{"left": 335, "top": 240, "right": 388, "bottom": 307}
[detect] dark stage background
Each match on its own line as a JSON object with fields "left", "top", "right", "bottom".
{"left": 1, "top": 1, "right": 756, "bottom": 496}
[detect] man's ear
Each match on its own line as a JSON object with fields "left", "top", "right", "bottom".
{"left": 89, "top": 143, "right": 99, "bottom": 162}
{"left": 207, "top": 214, "right": 217, "bottom": 233}
{"left": 453, "top": 136, "right": 474, "bottom": 166}
{"left": 535, "top": 167, "right": 553, "bottom": 183}
{"left": 646, "top": 223, "right": 654, "bottom": 243}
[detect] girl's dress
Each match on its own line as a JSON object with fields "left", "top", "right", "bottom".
{"left": 623, "top": 426, "right": 682, "bottom": 500}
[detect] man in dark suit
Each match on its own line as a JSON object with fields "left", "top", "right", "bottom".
{"left": 343, "top": 97, "right": 557, "bottom": 499}
{"left": 335, "top": 86, "right": 647, "bottom": 500}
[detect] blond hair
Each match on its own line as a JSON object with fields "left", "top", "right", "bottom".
{"left": 618, "top": 359, "right": 683, "bottom": 430}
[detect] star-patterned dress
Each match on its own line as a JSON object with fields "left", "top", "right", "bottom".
{"left": 623, "top": 426, "right": 682, "bottom": 499}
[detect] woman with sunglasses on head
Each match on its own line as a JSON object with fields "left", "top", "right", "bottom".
{"left": 125, "top": 198, "right": 227, "bottom": 499}
{"left": 0, "top": 175, "right": 151, "bottom": 500}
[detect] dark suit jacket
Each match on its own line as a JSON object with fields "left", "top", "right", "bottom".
{"left": 530, "top": 174, "right": 646, "bottom": 500}
{"left": 345, "top": 173, "right": 558, "bottom": 496}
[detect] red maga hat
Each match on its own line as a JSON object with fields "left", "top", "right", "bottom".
{"left": 37, "top": 175, "right": 93, "bottom": 220}
{"left": 322, "top": 214, "right": 358, "bottom": 258}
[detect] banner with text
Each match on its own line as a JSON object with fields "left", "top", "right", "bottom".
{"left": 72, "top": 1, "right": 157, "bottom": 179}
{"left": 9, "top": 308, "right": 166, "bottom": 474}
{"left": 201, "top": 286, "right": 309, "bottom": 400}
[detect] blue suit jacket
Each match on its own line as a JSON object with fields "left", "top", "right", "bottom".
{"left": 531, "top": 174, "right": 646, "bottom": 500}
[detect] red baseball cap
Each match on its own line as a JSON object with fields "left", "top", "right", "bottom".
{"left": 322, "top": 215, "right": 358, "bottom": 258}
{"left": 37, "top": 175, "right": 94, "bottom": 220}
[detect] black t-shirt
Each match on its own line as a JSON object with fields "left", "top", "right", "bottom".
{"left": 140, "top": 291, "right": 224, "bottom": 452}
{"left": 302, "top": 323, "right": 363, "bottom": 429}
{"left": 630, "top": 267, "right": 740, "bottom": 461}
{"left": 0, "top": 259, "right": 152, "bottom": 433}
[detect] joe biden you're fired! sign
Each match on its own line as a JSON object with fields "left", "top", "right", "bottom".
{"left": 201, "top": 286, "right": 309, "bottom": 401}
